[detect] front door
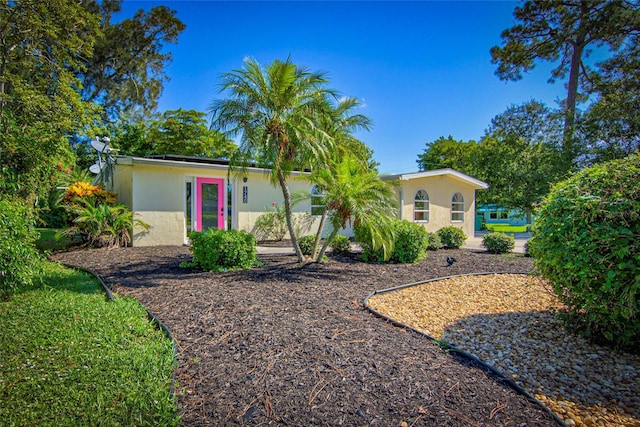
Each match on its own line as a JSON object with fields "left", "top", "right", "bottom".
{"left": 196, "top": 177, "right": 225, "bottom": 231}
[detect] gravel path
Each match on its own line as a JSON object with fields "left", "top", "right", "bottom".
{"left": 367, "top": 274, "right": 640, "bottom": 427}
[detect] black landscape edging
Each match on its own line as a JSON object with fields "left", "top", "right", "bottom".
{"left": 56, "top": 262, "right": 179, "bottom": 398}
{"left": 363, "top": 272, "right": 567, "bottom": 427}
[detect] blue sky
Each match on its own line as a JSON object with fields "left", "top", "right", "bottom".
{"left": 118, "top": 1, "right": 567, "bottom": 174}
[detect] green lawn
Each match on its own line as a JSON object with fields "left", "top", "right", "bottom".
{"left": 485, "top": 223, "right": 529, "bottom": 233}
{"left": 35, "top": 228, "right": 80, "bottom": 252}
{"left": 0, "top": 262, "right": 179, "bottom": 427}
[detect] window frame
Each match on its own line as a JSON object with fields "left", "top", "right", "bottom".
{"left": 310, "top": 185, "right": 326, "bottom": 216}
{"left": 451, "top": 192, "right": 464, "bottom": 222}
{"left": 413, "top": 189, "right": 430, "bottom": 222}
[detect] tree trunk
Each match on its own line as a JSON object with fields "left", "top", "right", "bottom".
{"left": 316, "top": 227, "right": 338, "bottom": 263}
{"left": 312, "top": 210, "right": 328, "bottom": 259}
{"left": 277, "top": 168, "right": 304, "bottom": 262}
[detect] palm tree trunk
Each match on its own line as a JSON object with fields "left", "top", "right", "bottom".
{"left": 315, "top": 227, "right": 338, "bottom": 262}
{"left": 277, "top": 168, "right": 305, "bottom": 262}
{"left": 312, "top": 210, "right": 328, "bottom": 259}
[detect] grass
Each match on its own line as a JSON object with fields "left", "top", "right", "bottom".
{"left": 484, "top": 224, "right": 529, "bottom": 233}
{"left": 0, "top": 262, "right": 179, "bottom": 427}
{"left": 35, "top": 228, "right": 80, "bottom": 252}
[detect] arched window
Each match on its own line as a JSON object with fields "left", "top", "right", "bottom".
{"left": 451, "top": 192, "right": 464, "bottom": 222}
{"left": 311, "top": 185, "right": 326, "bottom": 216}
{"left": 414, "top": 190, "right": 429, "bottom": 221}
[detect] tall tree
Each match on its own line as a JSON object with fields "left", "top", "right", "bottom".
{"left": 581, "top": 35, "right": 640, "bottom": 163}
{"left": 416, "top": 136, "right": 478, "bottom": 173}
{"left": 79, "top": 0, "right": 185, "bottom": 122}
{"left": 0, "top": 0, "right": 100, "bottom": 202}
{"left": 210, "top": 57, "right": 336, "bottom": 262}
{"left": 475, "top": 101, "right": 564, "bottom": 223}
{"left": 491, "top": 0, "right": 639, "bottom": 171}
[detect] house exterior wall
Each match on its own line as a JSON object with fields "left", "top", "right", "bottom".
{"left": 113, "top": 157, "right": 321, "bottom": 246}
{"left": 395, "top": 175, "right": 479, "bottom": 238}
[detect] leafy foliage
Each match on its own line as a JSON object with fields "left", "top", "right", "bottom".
{"left": 0, "top": 198, "right": 44, "bottom": 299}
{"left": 491, "top": 1, "right": 640, "bottom": 167}
{"left": 59, "top": 199, "right": 148, "bottom": 248}
{"left": 529, "top": 154, "right": 640, "bottom": 349}
{"left": 356, "top": 220, "right": 429, "bottom": 264}
{"left": 80, "top": 1, "right": 185, "bottom": 121}
{"left": 253, "top": 203, "right": 288, "bottom": 242}
{"left": 437, "top": 226, "right": 467, "bottom": 249}
{"left": 416, "top": 136, "right": 478, "bottom": 172}
{"left": 188, "top": 229, "right": 257, "bottom": 272}
{"left": 482, "top": 232, "right": 515, "bottom": 254}
{"left": 298, "top": 235, "right": 317, "bottom": 257}
{"left": 390, "top": 221, "right": 430, "bottom": 264}
{"left": 425, "top": 232, "right": 442, "bottom": 251}
{"left": 330, "top": 235, "right": 351, "bottom": 255}
{"left": 210, "top": 57, "right": 338, "bottom": 262}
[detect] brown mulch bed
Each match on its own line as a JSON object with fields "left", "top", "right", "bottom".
{"left": 52, "top": 246, "right": 559, "bottom": 426}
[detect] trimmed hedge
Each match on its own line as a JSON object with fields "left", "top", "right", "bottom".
{"left": 425, "top": 232, "right": 442, "bottom": 251}
{"left": 188, "top": 229, "right": 257, "bottom": 272}
{"left": 529, "top": 154, "right": 640, "bottom": 349}
{"left": 437, "top": 226, "right": 467, "bottom": 249}
{"left": 482, "top": 232, "right": 515, "bottom": 254}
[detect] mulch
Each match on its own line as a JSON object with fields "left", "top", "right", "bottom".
{"left": 52, "top": 246, "right": 559, "bottom": 426}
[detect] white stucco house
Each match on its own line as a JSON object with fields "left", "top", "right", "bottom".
{"left": 108, "top": 155, "right": 487, "bottom": 246}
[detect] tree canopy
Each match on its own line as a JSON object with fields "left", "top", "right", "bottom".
{"left": 491, "top": 0, "right": 640, "bottom": 170}
{"left": 210, "top": 57, "right": 340, "bottom": 262}
{"left": 0, "top": 0, "right": 185, "bottom": 202}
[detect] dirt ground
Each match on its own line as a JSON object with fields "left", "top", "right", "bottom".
{"left": 52, "top": 246, "right": 559, "bottom": 427}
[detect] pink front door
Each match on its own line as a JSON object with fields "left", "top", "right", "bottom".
{"left": 196, "top": 177, "right": 225, "bottom": 231}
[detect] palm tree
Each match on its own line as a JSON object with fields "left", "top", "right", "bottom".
{"left": 210, "top": 57, "right": 336, "bottom": 262}
{"left": 311, "top": 152, "right": 397, "bottom": 262}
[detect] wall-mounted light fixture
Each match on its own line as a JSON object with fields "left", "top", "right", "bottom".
{"left": 243, "top": 177, "right": 248, "bottom": 183}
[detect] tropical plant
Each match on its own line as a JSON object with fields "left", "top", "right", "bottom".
{"left": 210, "top": 57, "right": 337, "bottom": 262}
{"left": 482, "top": 232, "right": 515, "bottom": 254}
{"left": 59, "top": 198, "right": 148, "bottom": 248}
{"left": 297, "top": 235, "right": 317, "bottom": 257}
{"left": 437, "top": 226, "right": 467, "bottom": 249}
{"left": 528, "top": 154, "right": 640, "bottom": 349}
{"left": 310, "top": 153, "right": 397, "bottom": 262}
{"left": 253, "top": 203, "right": 288, "bottom": 241}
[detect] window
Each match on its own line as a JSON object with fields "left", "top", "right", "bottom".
{"left": 451, "top": 192, "right": 464, "bottom": 222}
{"left": 414, "top": 190, "right": 429, "bottom": 221}
{"left": 311, "top": 185, "right": 326, "bottom": 216}
{"left": 489, "top": 211, "right": 508, "bottom": 220}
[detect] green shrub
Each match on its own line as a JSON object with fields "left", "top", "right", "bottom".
{"left": 189, "top": 229, "right": 257, "bottom": 272}
{"left": 437, "top": 226, "right": 467, "bottom": 249}
{"left": 425, "top": 232, "right": 442, "bottom": 251}
{"left": 253, "top": 203, "right": 287, "bottom": 241}
{"left": 354, "top": 223, "right": 388, "bottom": 262}
{"left": 390, "top": 220, "right": 429, "bottom": 263}
{"left": 298, "top": 234, "right": 317, "bottom": 257}
{"left": 0, "top": 198, "right": 44, "bottom": 299}
{"left": 482, "top": 232, "right": 515, "bottom": 254}
{"left": 330, "top": 234, "right": 351, "bottom": 255}
{"left": 355, "top": 220, "right": 428, "bottom": 264}
{"left": 528, "top": 154, "right": 640, "bottom": 349}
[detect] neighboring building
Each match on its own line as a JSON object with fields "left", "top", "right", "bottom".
{"left": 381, "top": 169, "right": 488, "bottom": 239}
{"left": 109, "top": 156, "right": 488, "bottom": 246}
{"left": 475, "top": 204, "right": 532, "bottom": 232}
